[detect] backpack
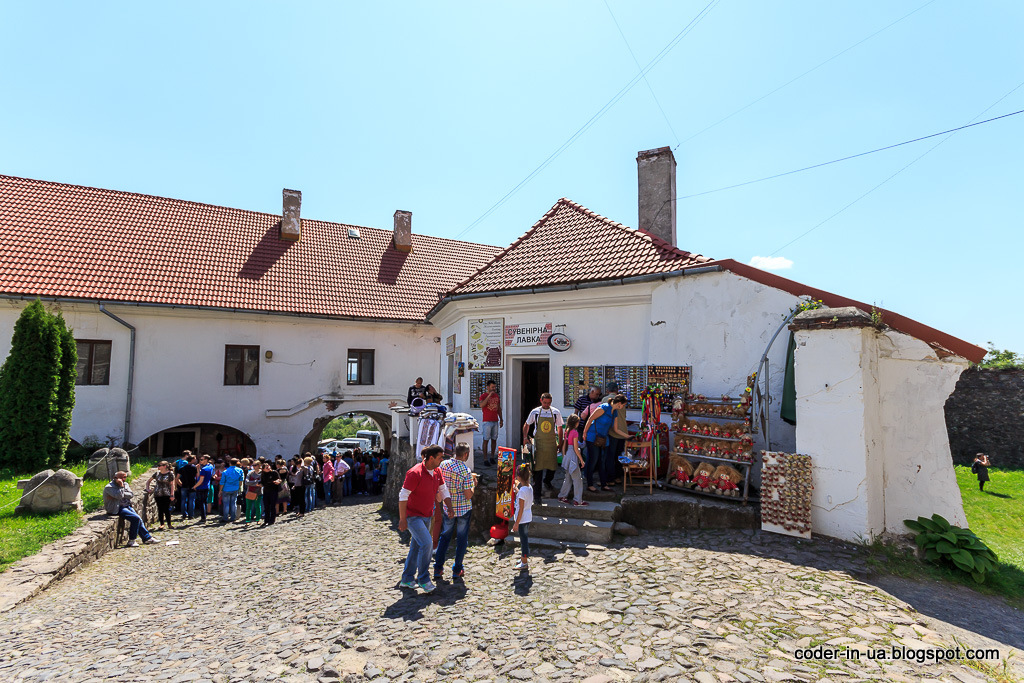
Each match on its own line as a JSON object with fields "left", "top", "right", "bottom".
{"left": 303, "top": 466, "right": 316, "bottom": 486}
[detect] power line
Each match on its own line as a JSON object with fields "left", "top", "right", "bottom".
{"left": 678, "top": 0, "right": 938, "bottom": 147}
{"left": 453, "top": 0, "right": 720, "bottom": 239}
{"left": 768, "top": 79, "right": 1024, "bottom": 256}
{"left": 603, "top": 0, "right": 681, "bottom": 147}
{"left": 676, "top": 107, "right": 1024, "bottom": 201}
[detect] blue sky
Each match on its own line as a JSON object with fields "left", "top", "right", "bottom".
{"left": 2, "top": 1, "right": 1021, "bottom": 353}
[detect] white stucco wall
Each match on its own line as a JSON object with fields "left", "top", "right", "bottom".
{"left": 876, "top": 330, "right": 968, "bottom": 530}
{"left": 794, "top": 321, "right": 967, "bottom": 542}
{"left": 433, "top": 271, "right": 807, "bottom": 460}
{"left": 0, "top": 300, "right": 440, "bottom": 457}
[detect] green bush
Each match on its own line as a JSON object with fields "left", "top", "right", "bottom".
{"left": 49, "top": 314, "right": 77, "bottom": 468}
{"left": 904, "top": 513, "right": 998, "bottom": 583}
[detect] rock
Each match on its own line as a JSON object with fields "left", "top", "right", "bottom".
{"left": 85, "top": 448, "right": 130, "bottom": 480}
{"left": 613, "top": 522, "right": 640, "bottom": 536}
{"left": 15, "top": 469, "right": 83, "bottom": 514}
{"left": 579, "top": 610, "right": 610, "bottom": 624}
{"left": 307, "top": 656, "right": 324, "bottom": 671}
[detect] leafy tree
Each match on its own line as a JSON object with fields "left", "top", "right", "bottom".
{"left": 979, "top": 343, "right": 1023, "bottom": 370}
{"left": 48, "top": 314, "right": 77, "bottom": 467}
{"left": 321, "top": 415, "right": 372, "bottom": 441}
{"left": 0, "top": 300, "right": 62, "bottom": 471}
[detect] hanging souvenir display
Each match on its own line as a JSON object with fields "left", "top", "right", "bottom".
{"left": 760, "top": 451, "right": 813, "bottom": 538}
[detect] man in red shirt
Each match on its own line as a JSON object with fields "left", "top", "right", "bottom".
{"left": 479, "top": 380, "right": 503, "bottom": 466}
{"left": 398, "top": 445, "right": 453, "bottom": 594}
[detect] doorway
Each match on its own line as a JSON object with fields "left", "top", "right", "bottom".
{"left": 160, "top": 430, "right": 197, "bottom": 460}
{"left": 518, "top": 360, "right": 549, "bottom": 447}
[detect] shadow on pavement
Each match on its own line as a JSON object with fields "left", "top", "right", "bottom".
{"left": 383, "top": 581, "right": 470, "bottom": 621}
{"left": 512, "top": 573, "right": 533, "bottom": 596}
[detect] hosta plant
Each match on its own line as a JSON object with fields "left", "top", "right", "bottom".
{"left": 904, "top": 514, "right": 998, "bottom": 583}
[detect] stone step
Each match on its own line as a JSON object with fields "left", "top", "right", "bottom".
{"left": 532, "top": 500, "right": 620, "bottom": 523}
{"left": 529, "top": 515, "right": 615, "bottom": 544}
{"left": 505, "top": 536, "right": 608, "bottom": 552}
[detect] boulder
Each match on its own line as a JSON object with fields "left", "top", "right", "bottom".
{"left": 85, "top": 448, "right": 129, "bottom": 480}
{"left": 15, "top": 469, "right": 83, "bottom": 514}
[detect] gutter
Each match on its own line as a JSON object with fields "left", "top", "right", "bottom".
{"left": 0, "top": 294, "right": 428, "bottom": 326}
{"left": 98, "top": 304, "right": 135, "bottom": 447}
{"left": 424, "top": 265, "right": 724, "bottom": 321}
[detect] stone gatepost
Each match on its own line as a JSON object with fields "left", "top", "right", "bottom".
{"left": 791, "top": 307, "right": 968, "bottom": 542}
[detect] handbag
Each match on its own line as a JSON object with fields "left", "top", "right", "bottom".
{"left": 594, "top": 435, "right": 608, "bottom": 448}
{"left": 245, "top": 491, "right": 258, "bottom": 500}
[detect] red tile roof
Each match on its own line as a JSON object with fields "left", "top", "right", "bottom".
{"left": 448, "top": 198, "right": 712, "bottom": 294}
{"left": 0, "top": 175, "right": 502, "bottom": 321}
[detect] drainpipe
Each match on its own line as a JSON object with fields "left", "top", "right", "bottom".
{"left": 98, "top": 304, "right": 135, "bottom": 447}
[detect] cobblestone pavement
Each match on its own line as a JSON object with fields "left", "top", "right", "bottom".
{"left": 0, "top": 499, "right": 1019, "bottom": 683}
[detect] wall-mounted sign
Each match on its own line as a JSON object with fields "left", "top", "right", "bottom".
{"left": 504, "top": 322, "right": 552, "bottom": 347}
{"left": 469, "top": 318, "right": 504, "bottom": 369}
{"left": 547, "top": 332, "right": 571, "bottom": 352}
{"left": 445, "top": 334, "right": 456, "bottom": 356}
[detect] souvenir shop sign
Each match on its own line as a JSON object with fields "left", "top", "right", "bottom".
{"left": 504, "top": 322, "right": 552, "bottom": 347}
{"left": 469, "top": 318, "right": 504, "bottom": 369}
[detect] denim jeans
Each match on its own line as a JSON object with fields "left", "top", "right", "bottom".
{"left": 584, "top": 440, "right": 609, "bottom": 487}
{"left": 119, "top": 506, "right": 152, "bottom": 541}
{"left": 434, "top": 509, "right": 471, "bottom": 576}
{"left": 193, "top": 488, "right": 208, "bottom": 522}
{"left": 517, "top": 522, "right": 530, "bottom": 557}
{"left": 401, "top": 515, "right": 433, "bottom": 585}
{"left": 323, "top": 481, "right": 332, "bottom": 506}
{"left": 343, "top": 473, "right": 352, "bottom": 497}
{"left": 605, "top": 437, "right": 622, "bottom": 484}
{"left": 305, "top": 483, "right": 316, "bottom": 511}
{"left": 181, "top": 489, "right": 196, "bottom": 519}
{"left": 221, "top": 491, "right": 239, "bottom": 521}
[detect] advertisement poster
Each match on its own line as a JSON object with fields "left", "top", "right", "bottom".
{"left": 453, "top": 345, "right": 463, "bottom": 394}
{"left": 504, "top": 322, "right": 553, "bottom": 347}
{"left": 469, "top": 318, "right": 504, "bottom": 369}
{"left": 495, "top": 446, "right": 517, "bottom": 520}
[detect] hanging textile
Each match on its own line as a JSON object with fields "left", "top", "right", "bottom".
{"left": 780, "top": 332, "right": 797, "bottom": 425}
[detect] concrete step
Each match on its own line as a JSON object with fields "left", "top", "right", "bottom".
{"left": 529, "top": 515, "right": 615, "bottom": 544}
{"left": 532, "top": 500, "right": 620, "bottom": 523}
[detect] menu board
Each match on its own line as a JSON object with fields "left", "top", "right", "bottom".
{"left": 562, "top": 366, "right": 605, "bottom": 408}
{"left": 468, "top": 318, "right": 504, "bottom": 369}
{"left": 469, "top": 372, "right": 503, "bottom": 408}
{"left": 647, "top": 365, "right": 692, "bottom": 408}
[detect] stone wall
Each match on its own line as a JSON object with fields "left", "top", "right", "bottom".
{"left": 0, "top": 469, "right": 158, "bottom": 613}
{"left": 945, "top": 368, "right": 1024, "bottom": 469}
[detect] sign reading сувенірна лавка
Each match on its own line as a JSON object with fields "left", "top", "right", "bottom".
{"left": 504, "top": 322, "right": 553, "bottom": 347}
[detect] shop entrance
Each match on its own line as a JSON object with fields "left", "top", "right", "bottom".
{"left": 518, "top": 360, "right": 549, "bottom": 447}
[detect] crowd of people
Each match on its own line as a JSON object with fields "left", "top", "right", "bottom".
{"left": 103, "top": 447, "right": 390, "bottom": 545}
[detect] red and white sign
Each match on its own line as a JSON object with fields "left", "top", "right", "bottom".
{"left": 504, "top": 322, "right": 552, "bottom": 347}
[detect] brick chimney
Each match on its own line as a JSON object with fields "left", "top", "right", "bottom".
{"left": 393, "top": 210, "right": 412, "bottom": 252}
{"left": 637, "top": 146, "right": 677, "bottom": 247}
{"left": 281, "top": 188, "right": 301, "bottom": 242}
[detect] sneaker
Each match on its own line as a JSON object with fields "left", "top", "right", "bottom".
{"left": 514, "top": 561, "right": 529, "bottom": 571}
{"left": 399, "top": 580, "right": 418, "bottom": 590}
{"left": 453, "top": 569, "right": 465, "bottom": 578}
{"left": 558, "top": 497, "right": 569, "bottom": 504}
{"left": 125, "top": 540, "right": 140, "bottom": 547}
{"left": 143, "top": 537, "right": 158, "bottom": 545}
{"left": 418, "top": 580, "right": 436, "bottom": 594}
{"left": 573, "top": 500, "right": 589, "bottom": 507}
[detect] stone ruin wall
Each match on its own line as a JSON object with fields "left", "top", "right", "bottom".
{"left": 944, "top": 368, "right": 1024, "bottom": 470}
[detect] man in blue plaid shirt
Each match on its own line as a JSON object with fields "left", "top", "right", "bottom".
{"left": 433, "top": 444, "right": 477, "bottom": 581}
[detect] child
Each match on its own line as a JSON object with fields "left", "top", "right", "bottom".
{"left": 971, "top": 453, "right": 991, "bottom": 491}
{"left": 557, "top": 414, "right": 587, "bottom": 506}
{"left": 511, "top": 463, "right": 534, "bottom": 572}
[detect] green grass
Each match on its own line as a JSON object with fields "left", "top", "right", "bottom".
{"left": 867, "top": 465, "right": 1024, "bottom": 608}
{"left": 0, "top": 456, "right": 157, "bottom": 573}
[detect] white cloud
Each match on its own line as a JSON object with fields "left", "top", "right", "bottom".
{"left": 748, "top": 255, "right": 793, "bottom": 271}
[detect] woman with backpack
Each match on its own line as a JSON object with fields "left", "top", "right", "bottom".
{"left": 288, "top": 456, "right": 306, "bottom": 516}
{"left": 302, "top": 453, "right": 318, "bottom": 512}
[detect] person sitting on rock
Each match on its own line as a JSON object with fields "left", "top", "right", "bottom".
{"left": 103, "top": 471, "right": 157, "bottom": 547}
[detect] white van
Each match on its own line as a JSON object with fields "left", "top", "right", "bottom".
{"left": 337, "top": 437, "right": 372, "bottom": 453}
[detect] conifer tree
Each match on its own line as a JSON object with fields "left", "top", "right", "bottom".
{"left": 49, "top": 314, "right": 78, "bottom": 468}
{"left": 0, "top": 300, "right": 63, "bottom": 471}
